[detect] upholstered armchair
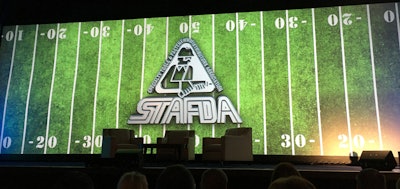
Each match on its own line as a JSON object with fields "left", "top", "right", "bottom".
{"left": 156, "top": 130, "right": 195, "bottom": 161}
{"left": 101, "top": 128, "right": 143, "bottom": 158}
{"left": 202, "top": 127, "right": 253, "bottom": 161}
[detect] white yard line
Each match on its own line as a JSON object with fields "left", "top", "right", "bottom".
{"left": 139, "top": 18, "right": 148, "bottom": 138}
{"left": 212, "top": 14, "right": 216, "bottom": 137}
{"left": 116, "top": 20, "right": 125, "bottom": 129}
{"left": 311, "top": 8, "right": 324, "bottom": 155}
{"left": 44, "top": 23, "right": 61, "bottom": 153}
{"left": 22, "top": 24, "right": 39, "bottom": 154}
{"left": 367, "top": 5, "right": 383, "bottom": 149}
{"left": 236, "top": 12, "right": 241, "bottom": 128}
{"left": 339, "top": 6, "right": 353, "bottom": 153}
{"left": 260, "top": 11, "right": 268, "bottom": 155}
{"left": 68, "top": 22, "right": 82, "bottom": 154}
{"left": 0, "top": 25, "right": 19, "bottom": 154}
{"left": 91, "top": 21, "right": 104, "bottom": 154}
{"left": 285, "top": 10, "right": 295, "bottom": 155}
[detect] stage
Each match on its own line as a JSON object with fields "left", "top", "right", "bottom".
{"left": 0, "top": 154, "right": 399, "bottom": 189}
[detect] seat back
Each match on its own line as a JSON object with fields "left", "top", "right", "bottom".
{"left": 203, "top": 127, "right": 253, "bottom": 161}
{"left": 101, "top": 128, "right": 135, "bottom": 158}
{"left": 225, "top": 127, "right": 252, "bottom": 137}
{"left": 163, "top": 130, "right": 195, "bottom": 144}
{"left": 103, "top": 128, "right": 134, "bottom": 143}
{"left": 157, "top": 130, "right": 196, "bottom": 161}
{"left": 223, "top": 127, "right": 253, "bottom": 161}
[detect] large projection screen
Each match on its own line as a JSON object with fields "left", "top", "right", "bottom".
{"left": 0, "top": 2, "right": 399, "bottom": 157}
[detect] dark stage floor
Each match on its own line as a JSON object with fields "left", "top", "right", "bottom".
{"left": 0, "top": 154, "right": 399, "bottom": 189}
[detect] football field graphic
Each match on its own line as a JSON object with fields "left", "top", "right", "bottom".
{"left": 0, "top": 2, "right": 399, "bottom": 156}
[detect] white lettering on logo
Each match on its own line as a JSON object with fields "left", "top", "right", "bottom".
{"left": 128, "top": 96, "right": 242, "bottom": 124}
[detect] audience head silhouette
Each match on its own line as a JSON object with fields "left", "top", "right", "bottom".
{"left": 268, "top": 175, "right": 316, "bottom": 189}
{"left": 270, "top": 162, "right": 301, "bottom": 183}
{"left": 356, "top": 168, "right": 387, "bottom": 189}
{"left": 117, "top": 171, "right": 148, "bottom": 189}
{"left": 200, "top": 168, "right": 228, "bottom": 189}
{"left": 155, "top": 164, "right": 196, "bottom": 189}
{"left": 51, "top": 170, "right": 95, "bottom": 189}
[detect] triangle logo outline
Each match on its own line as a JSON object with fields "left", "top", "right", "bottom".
{"left": 147, "top": 38, "right": 223, "bottom": 98}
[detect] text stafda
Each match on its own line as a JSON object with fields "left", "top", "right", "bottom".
{"left": 128, "top": 96, "right": 242, "bottom": 124}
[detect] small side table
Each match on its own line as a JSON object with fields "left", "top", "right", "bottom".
{"left": 142, "top": 143, "right": 184, "bottom": 161}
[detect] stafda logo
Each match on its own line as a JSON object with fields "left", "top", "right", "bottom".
{"left": 127, "top": 38, "right": 242, "bottom": 125}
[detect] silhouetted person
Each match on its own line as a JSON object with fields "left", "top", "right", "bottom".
{"left": 200, "top": 168, "right": 228, "bottom": 189}
{"left": 155, "top": 164, "right": 196, "bottom": 189}
{"left": 270, "top": 162, "right": 301, "bottom": 183}
{"left": 268, "top": 175, "right": 316, "bottom": 189}
{"left": 117, "top": 171, "right": 148, "bottom": 189}
{"left": 51, "top": 170, "right": 95, "bottom": 189}
{"left": 356, "top": 168, "right": 387, "bottom": 189}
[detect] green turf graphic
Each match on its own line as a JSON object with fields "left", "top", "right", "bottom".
{"left": 0, "top": 2, "right": 399, "bottom": 156}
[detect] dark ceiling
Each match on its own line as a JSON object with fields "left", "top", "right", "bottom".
{"left": 1, "top": 0, "right": 397, "bottom": 25}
